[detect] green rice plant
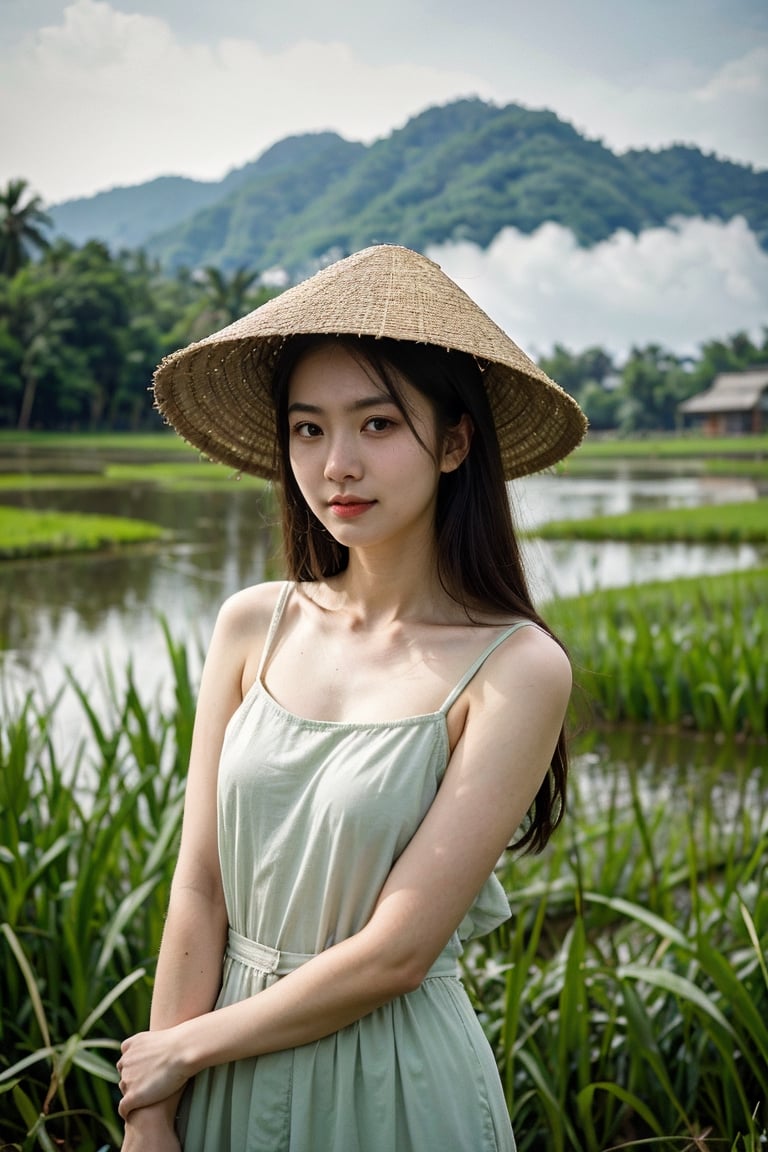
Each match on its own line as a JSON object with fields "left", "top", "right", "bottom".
{"left": 0, "top": 632, "right": 196, "bottom": 1150}
{"left": 1, "top": 628, "right": 766, "bottom": 1148}
{"left": 104, "top": 462, "right": 265, "bottom": 489}
{"left": 466, "top": 736, "right": 768, "bottom": 1151}
{"left": 548, "top": 569, "right": 768, "bottom": 737}
{"left": 535, "top": 500, "right": 768, "bottom": 544}
{"left": 0, "top": 506, "right": 165, "bottom": 560}
{"left": 0, "top": 462, "right": 265, "bottom": 493}
{"left": 565, "top": 434, "right": 768, "bottom": 460}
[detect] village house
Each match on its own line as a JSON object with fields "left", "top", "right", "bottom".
{"left": 679, "top": 367, "right": 768, "bottom": 435}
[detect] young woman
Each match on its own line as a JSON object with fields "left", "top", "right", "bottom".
{"left": 117, "top": 245, "right": 587, "bottom": 1151}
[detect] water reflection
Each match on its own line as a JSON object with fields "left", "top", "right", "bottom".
{"left": 571, "top": 727, "right": 767, "bottom": 840}
{"left": 513, "top": 469, "right": 761, "bottom": 528}
{"left": 1, "top": 492, "right": 280, "bottom": 716}
{"left": 0, "top": 451, "right": 765, "bottom": 710}
{"left": 511, "top": 468, "right": 764, "bottom": 600}
{"left": 525, "top": 537, "right": 764, "bottom": 602}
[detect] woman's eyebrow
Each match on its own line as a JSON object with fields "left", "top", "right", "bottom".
{"left": 287, "top": 395, "right": 399, "bottom": 415}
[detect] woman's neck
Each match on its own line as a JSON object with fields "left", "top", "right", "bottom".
{"left": 319, "top": 543, "right": 458, "bottom": 630}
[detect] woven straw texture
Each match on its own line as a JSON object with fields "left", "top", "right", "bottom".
{"left": 153, "top": 245, "right": 587, "bottom": 480}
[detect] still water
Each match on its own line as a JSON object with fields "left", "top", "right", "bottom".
{"left": 0, "top": 450, "right": 765, "bottom": 718}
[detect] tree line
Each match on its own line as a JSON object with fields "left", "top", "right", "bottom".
{"left": 539, "top": 334, "right": 768, "bottom": 434}
{"left": 1, "top": 179, "right": 766, "bottom": 434}
{"left": 0, "top": 180, "right": 277, "bottom": 431}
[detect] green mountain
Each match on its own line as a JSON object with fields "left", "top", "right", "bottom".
{"left": 48, "top": 99, "right": 768, "bottom": 275}
{"left": 48, "top": 175, "right": 223, "bottom": 250}
{"left": 147, "top": 132, "right": 366, "bottom": 272}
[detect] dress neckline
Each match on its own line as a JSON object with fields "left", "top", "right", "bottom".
{"left": 250, "top": 581, "right": 535, "bottom": 729}
{"left": 254, "top": 673, "right": 447, "bottom": 732}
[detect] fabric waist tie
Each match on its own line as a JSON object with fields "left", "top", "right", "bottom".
{"left": 226, "top": 927, "right": 316, "bottom": 977}
{"left": 226, "top": 927, "right": 459, "bottom": 980}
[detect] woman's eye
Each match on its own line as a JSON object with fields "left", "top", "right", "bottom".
{"left": 364, "top": 417, "right": 394, "bottom": 433}
{"left": 294, "top": 422, "right": 322, "bottom": 438}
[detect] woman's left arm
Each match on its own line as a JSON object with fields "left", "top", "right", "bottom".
{"left": 118, "top": 627, "right": 571, "bottom": 1119}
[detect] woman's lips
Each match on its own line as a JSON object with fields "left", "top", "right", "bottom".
{"left": 328, "top": 499, "right": 376, "bottom": 519}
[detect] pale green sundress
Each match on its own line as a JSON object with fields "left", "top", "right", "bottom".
{"left": 178, "top": 582, "right": 528, "bottom": 1151}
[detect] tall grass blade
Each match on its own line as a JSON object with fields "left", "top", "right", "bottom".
{"left": 616, "top": 963, "right": 735, "bottom": 1034}
{"left": 0, "top": 923, "right": 52, "bottom": 1049}
{"left": 740, "top": 900, "right": 768, "bottom": 992}
{"left": 80, "top": 969, "right": 146, "bottom": 1039}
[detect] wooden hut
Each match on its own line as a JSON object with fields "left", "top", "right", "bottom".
{"left": 679, "top": 367, "right": 768, "bottom": 435}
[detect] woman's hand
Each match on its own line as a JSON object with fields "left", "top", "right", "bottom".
{"left": 117, "top": 1027, "right": 190, "bottom": 1120}
{"left": 121, "top": 1099, "right": 182, "bottom": 1151}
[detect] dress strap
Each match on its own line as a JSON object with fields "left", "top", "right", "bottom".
{"left": 256, "top": 581, "right": 294, "bottom": 679}
{"left": 438, "top": 621, "right": 538, "bottom": 715}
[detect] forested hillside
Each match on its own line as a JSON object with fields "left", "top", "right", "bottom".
{"left": 5, "top": 94, "right": 766, "bottom": 435}
{"left": 46, "top": 176, "right": 224, "bottom": 251}
{"left": 47, "top": 99, "right": 768, "bottom": 275}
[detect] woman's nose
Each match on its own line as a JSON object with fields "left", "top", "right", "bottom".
{"left": 324, "top": 434, "right": 363, "bottom": 481}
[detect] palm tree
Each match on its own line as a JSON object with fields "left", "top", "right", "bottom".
{"left": 186, "top": 264, "right": 269, "bottom": 341}
{"left": 0, "top": 179, "right": 52, "bottom": 277}
{"left": 202, "top": 265, "right": 262, "bottom": 325}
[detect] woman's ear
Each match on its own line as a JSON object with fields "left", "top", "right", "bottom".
{"left": 440, "top": 413, "right": 474, "bottom": 473}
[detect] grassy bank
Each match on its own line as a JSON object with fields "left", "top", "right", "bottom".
{"left": 537, "top": 499, "right": 768, "bottom": 544}
{"left": 105, "top": 462, "right": 265, "bottom": 488}
{"left": 569, "top": 434, "right": 768, "bottom": 459}
{"left": 0, "top": 430, "right": 190, "bottom": 452}
{"left": 558, "top": 434, "right": 768, "bottom": 479}
{"left": 0, "top": 645, "right": 764, "bottom": 1150}
{"left": 559, "top": 454, "right": 768, "bottom": 480}
{"left": 0, "top": 506, "right": 166, "bottom": 560}
{"left": 0, "top": 464, "right": 264, "bottom": 491}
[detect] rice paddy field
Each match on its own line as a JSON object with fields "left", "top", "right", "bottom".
{"left": 1, "top": 433, "right": 767, "bottom": 1149}
{"left": 0, "top": 571, "right": 766, "bottom": 1150}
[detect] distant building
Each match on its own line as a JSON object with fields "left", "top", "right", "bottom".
{"left": 678, "top": 367, "right": 768, "bottom": 435}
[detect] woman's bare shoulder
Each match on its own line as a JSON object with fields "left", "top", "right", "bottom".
{"left": 482, "top": 621, "right": 572, "bottom": 710}
{"left": 449, "top": 623, "right": 571, "bottom": 785}
{"left": 199, "top": 582, "right": 292, "bottom": 697}
{"left": 215, "top": 580, "right": 290, "bottom": 637}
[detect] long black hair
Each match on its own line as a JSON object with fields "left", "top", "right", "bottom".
{"left": 270, "top": 333, "right": 569, "bottom": 853}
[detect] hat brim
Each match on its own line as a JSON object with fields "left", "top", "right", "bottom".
{"left": 153, "top": 245, "right": 587, "bottom": 480}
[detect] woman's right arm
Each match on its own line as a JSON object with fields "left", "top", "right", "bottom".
{"left": 121, "top": 586, "right": 277, "bottom": 1148}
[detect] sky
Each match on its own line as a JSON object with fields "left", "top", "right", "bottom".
{"left": 1, "top": 0, "right": 767, "bottom": 356}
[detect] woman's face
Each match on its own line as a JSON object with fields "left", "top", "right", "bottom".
{"left": 286, "top": 342, "right": 467, "bottom": 555}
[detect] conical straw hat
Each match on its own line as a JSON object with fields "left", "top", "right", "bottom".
{"left": 153, "top": 244, "right": 587, "bottom": 479}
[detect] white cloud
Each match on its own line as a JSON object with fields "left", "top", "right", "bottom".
{"left": 503, "top": 44, "right": 768, "bottom": 168}
{"left": 429, "top": 217, "right": 768, "bottom": 359}
{"left": 2, "top": 0, "right": 767, "bottom": 206}
{"left": 695, "top": 46, "right": 767, "bottom": 102}
{"left": 0, "top": 0, "right": 489, "bottom": 203}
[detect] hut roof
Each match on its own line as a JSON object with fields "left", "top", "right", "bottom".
{"left": 679, "top": 368, "right": 768, "bottom": 415}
